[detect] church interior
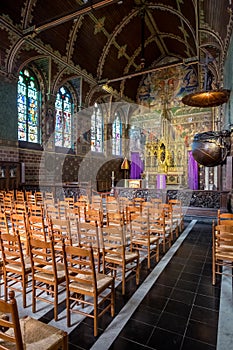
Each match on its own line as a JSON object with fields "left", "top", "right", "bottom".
{"left": 0, "top": 1, "right": 233, "bottom": 349}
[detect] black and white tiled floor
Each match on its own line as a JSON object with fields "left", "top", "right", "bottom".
{"left": 15, "top": 220, "right": 232, "bottom": 349}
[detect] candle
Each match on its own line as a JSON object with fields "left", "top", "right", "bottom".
{"left": 112, "top": 171, "right": 114, "bottom": 177}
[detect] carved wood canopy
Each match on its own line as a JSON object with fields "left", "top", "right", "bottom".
{"left": 0, "top": 0, "right": 232, "bottom": 104}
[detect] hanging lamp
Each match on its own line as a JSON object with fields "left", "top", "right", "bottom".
{"left": 182, "top": 61, "right": 230, "bottom": 107}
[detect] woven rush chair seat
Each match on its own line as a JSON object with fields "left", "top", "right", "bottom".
{"left": 0, "top": 291, "right": 68, "bottom": 349}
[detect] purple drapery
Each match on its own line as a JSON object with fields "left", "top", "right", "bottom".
{"left": 130, "top": 152, "right": 144, "bottom": 179}
{"left": 188, "top": 151, "right": 199, "bottom": 190}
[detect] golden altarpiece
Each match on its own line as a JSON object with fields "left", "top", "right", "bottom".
{"left": 134, "top": 62, "right": 214, "bottom": 189}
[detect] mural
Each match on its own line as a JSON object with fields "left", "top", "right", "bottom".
{"left": 137, "top": 64, "right": 198, "bottom": 109}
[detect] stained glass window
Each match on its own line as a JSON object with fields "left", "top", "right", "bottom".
{"left": 112, "top": 112, "right": 122, "bottom": 155}
{"left": 55, "top": 86, "right": 73, "bottom": 148}
{"left": 17, "top": 69, "right": 40, "bottom": 143}
{"left": 91, "top": 103, "right": 104, "bottom": 152}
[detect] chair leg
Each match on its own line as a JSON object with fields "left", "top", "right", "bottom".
{"left": 54, "top": 285, "right": 58, "bottom": 321}
{"left": 94, "top": 295, "right": 98, "bottom": 337}
{"left": 66, "top": 291, "right": 70, "bottom": 327}
{"left": 22, "top": 277, "right": 27, "bottom": 308}
{"left": 136, "top": 258, "right": 140, "bottom": 285}
{"left": 147, "top": 246, "right": 151, "bottom": 270}
{"left": 156, "top": 244, "right": 159, "bottom": 262}
{"left": 32, "top": 282, "right": 36, "bottom": 313}
{"left": 122, "top": 266, "right": 126, "bottom": 295}
{"left": 111, "top": 281, "right": 115, "bottom": 317}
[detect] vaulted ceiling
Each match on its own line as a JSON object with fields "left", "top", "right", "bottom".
{"left": 0, "top": 0, "right": 232, "bottom": 105}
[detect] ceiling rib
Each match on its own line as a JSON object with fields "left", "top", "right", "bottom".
{"left": 99, "top": 57, "right": 199, "bottom": 84}
{"left": 23, "top": 0, "right": 119, "bottom": 35}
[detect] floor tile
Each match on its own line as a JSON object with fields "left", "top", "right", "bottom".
{"left": 164, "top": 299, "right": 192, "bottom": 319}
{"left": 118, "top": 318, "right": 154, "bottom": 345}
{"left": 156, "top": 311, "right": 187, "bottom": 334}
{"left": 147, "top": 327, "right": 183, "bottom": 350}
{"left": 181, "top": 337, "right": 215, "bottom": 350}
{"left": 185, "top": 319, "right": 217, "bottom": 345}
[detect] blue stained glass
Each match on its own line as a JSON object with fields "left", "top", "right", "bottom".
{"left": 17, "top": 69, "right": 40, "bottom": 143}
{"left": 91, "top": 103, "right": 104, "bottom": 152}
{"left": 55, "top": 86, "right": 73, "bottom": 148}
{"left": 112, "top": 113, "right": 122, "bottom": 155}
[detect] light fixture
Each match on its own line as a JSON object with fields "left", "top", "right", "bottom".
{"left": 182, "top": 60, "right": 230, "bottom": 107}
{"left": 182, "top": 89, "right": 230, "bottom": 108}
{"left": 121, "top": 157, "right": 129, "bottom": 170}
{"left": 121, "top": 157, "right": 130, "bottom": 180}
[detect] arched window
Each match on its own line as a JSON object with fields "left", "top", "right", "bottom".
{"left": 55, "top": 86, "right": 73, "bottom": 148}
{"left": 17, "top": 69, "right": 40, "bottom": 143}
{"left": 91, "top": 103, "right": 104, "bottom": 152}
{"left": 112, "top": 112, "right": 122, "bottom": 155}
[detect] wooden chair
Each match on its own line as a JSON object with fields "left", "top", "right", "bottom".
{"left": 133, "top": 197, "right": 145, "bottom": 211}
{"left": 58, "top": 200, "right": 69, "bottom": 219}
{"left": 15, "top": 190, "right": 25, "bottom": 204}
{"left": 150, "top": 198, "right": 163, "bottom": 207}
{"left": 159, "top": 203, "right": 179, "bottom": 240}
{"left": 149, "top": 208, "right": 172, "bottom": 252}
{"left": 10, "top": 213, "right": 29, "bottom": 255}
{"left": 74, "top": 201, "right": 87, "bottom": 222}
{"left": 141, "top": 201, "right": 154, "bottom": 213}
{"left": 101, "top": 225, "right": 140, "bottom": 295}
{"left": 217, "top": 210, "right": 233, "bottom": 225}
{"left": 125, "top": 205, "right": 141, "bottom": 224}
{"left": 28, "top": 203, "right": 44, "bottom": 217}
{"left": 48, "top": 218, "right": 72, "bottom": 260}
{"left": 106, "top": 211, "right": 125, "bottom": 227}
{"left": 0, "top": 211, "right": 10, "bottom": 234}
{"left": 28, "top": 215, "right": 47, "bottom": 242}
{"left": 85, "top": 207, "right": 103, "bottom": 227}
{"left": 0, "top": 290, "right": 68, "bottom": 349}
{"left": 46, "top": 205, "right": 60, "bottom": 220}
{"left": 0, "top": 232, "right": 31, "bottom": 308}
{"left": 212, "top": 223, "right": 233, "bottom": 285}
{"left": 28, "top": 236, "right": 66, "bottom": 321}
{"left": 3, "top": 197, "right": 14, "bottom": 218}
{"left": 106, "top": 201, "right": 120, "bottom": 214}
{"left": 44, "top": 192, "right": 54, "bottom": 202}
{"left": 77, "top": 221, "right": 102, "bottom": 272}
{"left": 13, "top": 202, "right": 28, "bottom": 215}
{"left": 26, "top": 193, "right": 36, "bottom": 206}
{"left": 35, "top": 191, "right": 44, "bottom": 205}
{"left": 65, "top": 207, "right": 79, "bottom": 239}
{"left": 62, "top": 244, "right": 115, "bottom": 336}
{"left": 64, "top": 196, "right": 74, "bottom": 208}
{"left": 169, "top": 199, "right": 184, "bottom": 232}
{"left": 130, "top": 210, "right": 160, "bottom": 269}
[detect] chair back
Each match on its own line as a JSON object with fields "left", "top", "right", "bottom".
{"left": 29, "top": 236, "right": 58, "bottom": 281}
{"left": 0, "top": 232, "right": 25, "bottom": 272}
{"left": 217, "top": 210, "right": 233, "bottom": 225}
{"left": 0, "top": 290, "right": 23, "bottom": 349}
{"left": 28, "top": 215, "right": 47, "bottom": 241}
{"left": 0, "top": 211, "right": 9, "bottom": 234}
{"left": 63, "top": 244, "right": 96, "bottom": 290}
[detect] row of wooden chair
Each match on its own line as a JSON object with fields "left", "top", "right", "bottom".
{"left": 0, "top": 230, "right": 115, "bottom": 337}
{"left": 212, "top": 210, "right": 233, "bottom": 285}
